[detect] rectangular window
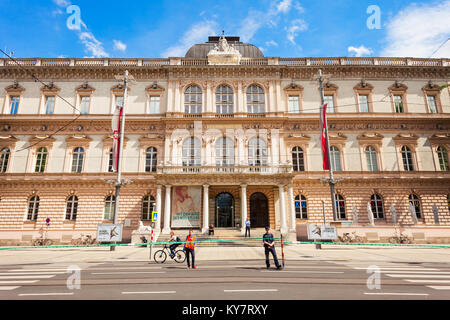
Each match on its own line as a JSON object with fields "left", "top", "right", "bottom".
{"left": 10, "top": 96, "right": 20, "bottom": 114}
{"left": 393, "top": 95, "right": 404, "bottom": 113}
{"left": 45, "top": 96, "right": 56, "bottom": 115}
{"left": 288, "top": 96, "right": 300, "bottom": 113}
{"left": 359, "top": 95, "right": 369, "bottom": 113}
{"left": 427, "top": 96, "right": 437, "bottom": 113}
{"left": 148, "top": 96, "right": 160, "bottom": 114}
{"left": 324, "top": 95, "right": 334, "bottom": 113}
{"left": 80, "top": 96, "right": 90, "bottom": 114}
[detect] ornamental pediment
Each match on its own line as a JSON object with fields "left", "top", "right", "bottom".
{"left": 5, "top": 81, "right": 25, "bottom": 94}
{"left": 428, "top": 133, "right": 450, "bottom": 145}
{"left": 102, "top": 135, "right": 129, "bottom": 148}
{"left": 65, "top": 135, "right": 92, "bottom": 147}
{"left": 0, "top": 135, "right": 18, "bottom": 148}
{"left": 392, "top": 133, "right": 419, "bottom": 146}
{"left": 29, "top": 135, "right": 56, "bottom": 148}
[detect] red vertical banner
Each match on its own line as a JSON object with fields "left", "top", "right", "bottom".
{"left": 111, "top": 105, "right": 123, "bottom": 172}
{"left": 320, "top": 103, "right": 330, "bottom": 170}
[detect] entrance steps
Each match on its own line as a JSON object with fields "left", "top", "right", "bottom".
{"left": 155, "top": 228, "right": 282, "bottom": 247}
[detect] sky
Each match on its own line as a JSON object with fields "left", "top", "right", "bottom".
{"left": 0, "top": 0, "right": 449, "bottom": 59}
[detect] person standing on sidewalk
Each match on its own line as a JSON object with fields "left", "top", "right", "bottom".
{"left": 263, "top": 226, "right": 282, "bottom": 270}
{"left": 184, "top": 229, "right": 197, "bottom": 269}
{"left": 245, "top": 218, "right": 251, "bottom": 237}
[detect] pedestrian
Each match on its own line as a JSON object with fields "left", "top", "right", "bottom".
{"left": 184, "top": 229, "right": 197, "bottom": 269}
{"left": 168, "top": 231, "right": 181, "bottom": 259}
{"left": 263, "top": 226, "right": 282, "bottom": 270}
{"left": 245, "top": 218, "right": 251, "bottom": 237}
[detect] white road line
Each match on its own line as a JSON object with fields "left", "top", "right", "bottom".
{"left": 224, "top": 289, "right": 279, "bottom": 293}
{"left": 0, "top": 280, "right": 39, "bottom": 284}
{"left": 122, "top": 291, "right": 176, "bottom": 295}
{"left": 0, "top": 272, "right": 65, "bottom": 275}
{"left": 427, "top": 286, "right": 450, "bottom": 290}
{"left": 386, "top": 274, "right": 450, "bottom": 279}
{"left": 18, "top": 292, "right": 74, "bottom": 296}
{"left": 8, "top": 269, "right": 70, "bottom": 272}
{"left": 86, "top": 267, "right": 162, "bottom": 271}
{"left": 0, "top": 286, "right": 20, "bottom": 290}
{"left": 0, "top": 275, "right": 55, "bottom": 279}
{"left": 91, "top": 271, "right": 166, "bottom": 275}
{"left": 353, "top": 267, "right": 438, "bottom": 271}
{"left": 405, "top": 280, "right": 450, "bottom": 283}
{"left": 261, "top": 270, "right": 344, "bottom": 274}
{"left": 364, "top": 292, "right": 429, "bottom": 296}
{"left": 379, "top": 271, "right": 450, "bottom": 274}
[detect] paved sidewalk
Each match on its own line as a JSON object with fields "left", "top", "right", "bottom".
{"left": 0, "top": 244, "right": 450, "bottom": 265}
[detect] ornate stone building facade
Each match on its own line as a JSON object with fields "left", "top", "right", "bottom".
{"left": 0, "top": 35, "right": 449, "bottom": 244}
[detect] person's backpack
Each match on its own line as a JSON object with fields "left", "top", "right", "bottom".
{"left": 176, "top": 236, "right": 181, "bottom": 242}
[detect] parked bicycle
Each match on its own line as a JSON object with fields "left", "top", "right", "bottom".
{"left": 32, "top": 229, "right": 54, "bottom": 246}
{"left": 71, "top": 234, "right": 97, "bottom": 245}
{"left": 338, "top": 232, "right": 365, "bottom": 243}
{"left": 388, "top": 233, "right": 412, "bottom": 244}
{"left": 153, "top": 244, "right": 186, "bottom": 263}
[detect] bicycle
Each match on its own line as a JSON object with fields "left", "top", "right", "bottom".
{"left": 32, "top": 231, "right": 54, "bottom": 246}
{"left": 388, "top": 233, "right": 412, "bottom": 244}
{"left": 338, "top": 232, "right": 365, "bottom": 243}
{"left": 71, "top": 234, "right": 97, "bottom": 245}
{"left": 153, "top": 244, "right": 186, "bottom": 263}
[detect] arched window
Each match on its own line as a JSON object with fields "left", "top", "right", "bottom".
{"left": 216, "top": 137, "right": 234, "bottom": 166}
{"left": 66, "top": 195, "right": 78, "bottom": 221}
{"left": 35, "top": 147, "right": 48, "bottom": 173}
{"left": 292, "top": 147, "right": 305, "bottom": 172}
{"left": 295, "top": 195, "right": 307, "bottom": 219}
{"left": 184, "top": 85, "right": 202, "bottom": 114}
{"left": 142, "top": 195, "right": 156, "bottom": 221}
{"left": 409, "top": 194, "right": 422, "bottom": 219}
{"left": 216, "top": 85, "right": 233, "bottom": 114}
{"left": 182, "top": 137, "right": 201, "bottom": 167}
{"left": 145, "top": 147, "right": 157, "bottom": 172}
{"left": 246, "top": 84, "right": 265, "bottom": 114}
{"left": 0, "top": 147, "right": 10, "bottom": 173}
{"left": 401, "top": 146, "right": 414, "bottom": 171}
{"left": 437, "top": 146, "right": 449, "bottom": 171}
{"left": 330, "top": 146, "right": 342, "bottom": 171}
{"left": 248, "top": 137, "right": 267, "bottom": 168}
{"left": 370, "top": 194, "right": 385, "bottom": 219}
{"left": 108, "top": 148, "right": 114, "bottom": 172}
{"left": 104, "top": 195, "right": 116, "bottom": 220}
{"left": 27, "top": 196, "right": 40, "bottom": 221}
{"left": 336, "top": 194, "right": 346, "bottom": 219}
{"left": 72, "top": 147, "right": 84, "bottom": 173}
{"left": 365, "top": 146, "right": 379, "bottom": 172}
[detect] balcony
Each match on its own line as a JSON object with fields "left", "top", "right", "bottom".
{"left": 157, "top": 165, "right": 293, "bottom": 175}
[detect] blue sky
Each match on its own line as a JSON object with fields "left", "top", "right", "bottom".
{"left": 0, "top": 0, "right": 449, "bottom": 58}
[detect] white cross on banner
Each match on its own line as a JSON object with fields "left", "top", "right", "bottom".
{"left": 320, "top": 103, "right": 330, "bottom": 170}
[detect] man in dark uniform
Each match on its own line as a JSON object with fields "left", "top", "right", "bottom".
{"left": 263, "top": 226, "right": 282, "bottom": 270}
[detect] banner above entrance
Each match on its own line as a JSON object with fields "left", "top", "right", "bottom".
{"left": 171, "top": 186, "right": 201, "bottom": 228}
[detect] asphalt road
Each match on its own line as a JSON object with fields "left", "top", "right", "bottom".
{"left": 1, "top": 257, "right": 450, "bottom": 300}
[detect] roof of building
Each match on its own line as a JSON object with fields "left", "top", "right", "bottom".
{"left": 185, "top": 36, "right": 264, "bottom": 59}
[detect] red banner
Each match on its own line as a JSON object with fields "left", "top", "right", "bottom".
{"left": 112, "top": 105, "right": 123, "bottom": 172}
{"left": 320, "top": 103, "right": 330, "bottom": 170}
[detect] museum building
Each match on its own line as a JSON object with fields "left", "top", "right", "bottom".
{"left": 0, "top": 34, "right": 449, "bottom": 244}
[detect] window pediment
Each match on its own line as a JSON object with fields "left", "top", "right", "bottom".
{"left": 0, "top": 135, "right": 18, "bottom": 149}
{"left": 357, "top": 132, "right": 384, "bottom": 146}
{"left": 5, "top": 82, "right": 25, "bottom": 94}
{"left": 40, "top": 83, "right": 61, "bottom": 95}
{"left": 29, "top": 135, "right": 56, "bottom": 148}
{"left": 145, "top": 84, "right": 165, "bottom": 95}
{"left": 102, "top": 135, "right": 129, "bottom": 148}
{"left": 392, "top": 133, "right": 419, "bottom": 146}
{"left": 76, "top": 83, "right": 95, "bottom": 94}
{"left": 429, "top": 133, "right": 450, "bottom": 146}
{"left": 388, "top": 82, "right": 408, "bottom": 93}
{"left": 65, "top": 135, "right": 92, "bottom": 148}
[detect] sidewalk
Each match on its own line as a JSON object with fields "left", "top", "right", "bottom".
{"left": 1, "top": 244, "right": 450, "bottom": 265}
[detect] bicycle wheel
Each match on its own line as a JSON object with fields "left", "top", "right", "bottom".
{"left": 44, "top": 239, "right": 54, "bottom": 246}
{"left": 354, "top": 236, "right": 364, "bottom": 243}
{"left": 153, "top": 250, "right": 167, "bottom": 263}
{"left": 32, "top": 239, "right": 41, "bottom": 246}
{"left": 174, "top": 249, "right": 186, "bottom": 263}
{"left": 388, "top": 237, "right": 398, "bottom": 244}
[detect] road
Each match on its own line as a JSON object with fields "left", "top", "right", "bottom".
{"left": 1, "top": 257, "right": 450, "bottom": 300}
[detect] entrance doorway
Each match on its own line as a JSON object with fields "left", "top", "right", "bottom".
{"left": 215, "top": 193, "right": 234, "bottom": 227}
{"left": 250, "top": 192, "right": 269, "bottom": 228}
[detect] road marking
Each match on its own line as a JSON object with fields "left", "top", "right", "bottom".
{"left": 0, "top": 280, "right": 39, "bottom": 284}
{"left": 427, "top": 286, "right": 450, "bottom": 290}
{"left": 405, "top": 280, "right": 450, "bottom": 283}
{"left": 86, "top": 267, "right": 162, "bottom": 271}
{"left": 18, "top": 292, "right": 74, "bottom": 296}
{"left": 91, "top": 271, "right": 166, "bottom": 275}
{"left": 8, "top": 269, "right": 71, "bottom": 272}
{"left": 364, "top": 292, "right": 429, "bottom": 296}
{"left": 0, "top": 286, "right": 20, "bottom": 290}
{"left": 379, "top": 271, "right": 450, "bottom": 274}
{"left": 386, "top": 274, "right": 450, "bottom": 279}
{"left": 0, "top": 275, "right": 55, "bottom": 279}
{"left": 224, "top": 289, "right": 279, "bottom": 293}
{"left": 122, "top": 291, "right": 176, "bottom": 295}
{"left": 353, "top": 267, "right": 438, "bottom": 271}
{"left": 0, "top": 272, "right": 65, "bottom": 275}
{"left": 261, "top": 271, "right": 344, "bottom": 274}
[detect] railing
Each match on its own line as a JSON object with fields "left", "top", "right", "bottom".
{"left": 1, "top": 57, "right": 448, "bottom": 67}
{"left": 158, "top": 165, "right": 293, "bottom": 174}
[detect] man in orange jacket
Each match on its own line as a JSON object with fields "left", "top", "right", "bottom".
{"left": 184, "top": 229, "right": 197, "bottom": 269}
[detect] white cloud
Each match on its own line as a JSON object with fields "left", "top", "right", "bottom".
{"left": 113, "top": 40, "right": 127, "bottom": 52}
{"left": 53, "top": 0, "right": 71, "bottom": 7}
{"left": 348, "top": 45, "right": 373, "bottom": 57}
{"left": 277, "top": 0, "right": 292, "bottom": 14}
{"left": 381, "top": 1, "right": 450, "bottom": 57}
{"left": 265, "top": 40, "right": 279, "bottom": 47}
{"left": 161, "top": 20, "right": 218, "bottom": 57}
{"left": 285, "top": 19, "right": 308, "bottom": 45}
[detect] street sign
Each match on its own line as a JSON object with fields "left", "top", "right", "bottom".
{"left": 151, "top": 211, "right": 158, "bottom": 223}
{"left": 97, "top": 224, "right": 123, "bottom": 242}
{"left": 307, "top": 224, "right": 337, "bottom": 240}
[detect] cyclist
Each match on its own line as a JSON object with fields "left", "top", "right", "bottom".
{"left": 169, "top": 231, "right": 181, "bottom": 258}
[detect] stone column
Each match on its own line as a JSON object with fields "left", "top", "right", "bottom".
{"left": 279, "top": 185, "right": 288, "bottom": 235}
{"left": 167, "top": 81, "right": 173, "bottom": 113}
{"left": 174, "top": 80, "right": 180, "bottom": 113}
{"left": 202, "top": 184, "right": 209, "bottom": 234}
{"left": 241, "top": 184, "right": 247, "bottom": 235}
{"left": 156, "top": 185, "right": 162, "bottom": 231}
{"left": 162, "top": 185, "right": 171, "bottom": 234}
{"left": 288, "top": 184, "right": 296, "bottom": 232}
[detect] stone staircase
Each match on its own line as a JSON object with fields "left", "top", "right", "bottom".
{"left": 155, "top": 228, "right": 282, "bottom": 247}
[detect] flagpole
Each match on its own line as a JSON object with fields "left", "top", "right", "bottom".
{"left": 318, "top": 69, "right": 337, "bottom": 222}
{"left": 110, "top": 70, "right": 128, "bottom": 251}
